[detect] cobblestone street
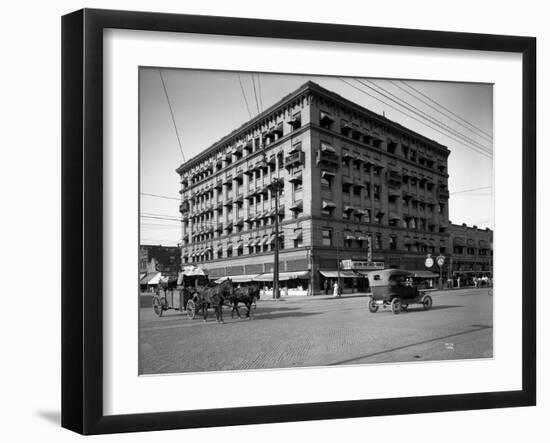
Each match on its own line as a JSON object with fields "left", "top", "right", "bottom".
{"left": 139, "top": 288, "right": 493, "bottom": 374}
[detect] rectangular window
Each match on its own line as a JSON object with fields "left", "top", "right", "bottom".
{"left": 322, "top": 229, "right": 332, "bottom": 246}
{"left": 389, "top": 236, "right": 397, "bottom": 250}
{"left": 290, "top": 111, "right": 301, "bottom": 130}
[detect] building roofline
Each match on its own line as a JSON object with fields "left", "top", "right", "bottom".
{"left": 450, "top": 222, "right": 493, "bottom": 232}
{"left": 176, "top": 80, "right": 450, "bottom": 174}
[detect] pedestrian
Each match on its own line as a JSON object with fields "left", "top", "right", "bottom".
{"left": 457, "top": 276, "right": 461, "bottom": 288}
{"left": 333, "top": 281, "right": 339, "bottom": 298}
{"left": 324, "top": 279, "right": 329, "bottom": 295}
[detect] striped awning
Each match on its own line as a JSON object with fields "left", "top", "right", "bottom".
{"left": 319, "top": 270, "right": 357, "bottom": 279}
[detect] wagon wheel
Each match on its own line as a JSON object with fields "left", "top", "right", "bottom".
{"left": 422, "top": 295, "right": 433, "bottom": 311}
{"left": 401, "top": 304, "right": 408, "bottom": 312}
{"left": 391, "top": 298, "right": 402, "bottom": 315}
{"left": 186, "top": 299, "right": 196, "bottom": 319}
{"left": 152, "top": 296, "right": 164, "bottom": 317}
{"left": 368, "top": 298, "right": 379, "bottom": 313}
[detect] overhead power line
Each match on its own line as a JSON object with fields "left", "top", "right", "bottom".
{"left": 338, "top": 78, "right": 492, "bottom": 160}
{"left": 251, "top": 73, "right": 260, "bottom": 114}
{"left": 237, "top": 73, "right": 252, "bottom": 119}
{"left": 359, "top": 79, "right": 492, "bottom": 155}
{"left": 140, "top": 192, "right": 180, "bottom": 201}
{"left": 400, "top": 80, "right": 493, "bottom": 140}
{"left": 158, "top": 70, "right": 185, "bottom": 161}
{"left": 450, "top": 186, "right": 492, "bottom": 195}
{"left": 257, "top": 73, "right": 264, "bottom": 112}
{"left": 390, "top": 80, "right": 493, "bottom": 143}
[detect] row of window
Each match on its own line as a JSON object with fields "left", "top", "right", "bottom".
{"left": 453, "top": 246, "right": 493, "bottom": 256}
{"left": 318, "top": 110, "right": 446, "bottom": 171}
{"left": 183, "top": 112, "right": 303, "bottom": 186}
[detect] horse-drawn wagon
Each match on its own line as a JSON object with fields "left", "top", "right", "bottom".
{"left": 152, "top": 267, "right": 261, "bottom": 322}
{"left": 152, "top": 266, "right": 208, "bottom": 319}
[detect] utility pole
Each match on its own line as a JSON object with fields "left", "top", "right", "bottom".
{"left": 336, "top": 231, "right": 341, "bottom": 296}
{"left": 272, "top": 177, "right": 282, "bottom": 299}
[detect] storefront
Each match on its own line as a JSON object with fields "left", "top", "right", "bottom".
{"left": 319, "top": 270, "right": 360, "bottom": 294}
{"left": 253, "top": 271, "right": 310, "bottom": 297}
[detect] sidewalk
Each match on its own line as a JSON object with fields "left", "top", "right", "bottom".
{"left": 259, "top": 286, "right": 489, "bottom": 303}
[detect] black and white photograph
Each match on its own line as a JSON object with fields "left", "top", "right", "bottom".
{"left": 138, "top": 69, "right": 494, "bottom": 375}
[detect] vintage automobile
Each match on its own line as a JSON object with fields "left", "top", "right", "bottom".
{"left": 367, "top": 269, "right": 433, "bottom": 314}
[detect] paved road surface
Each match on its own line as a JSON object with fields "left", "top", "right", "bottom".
{"left": 139, "top": 288, "right": 493, "bottom": 374}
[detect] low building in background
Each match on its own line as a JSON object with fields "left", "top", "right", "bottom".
{"left": 447, "top": 223, "right": 493, "bottom": 286}
{"left": 139, "top": 244, "right": 181, "bottom": 275}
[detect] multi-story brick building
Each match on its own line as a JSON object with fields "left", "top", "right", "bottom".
{"left": 176, "top": 81, "right": 455, "bottom": 294}
{"left": 448, "top": 223, "right": 493, "bottom": 284}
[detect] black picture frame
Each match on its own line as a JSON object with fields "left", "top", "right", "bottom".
{"left": 61, "top": 8, "right": 536, "bottom": 435}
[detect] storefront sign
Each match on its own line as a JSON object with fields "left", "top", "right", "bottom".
{"left": 341, "top": 260, "right": 385, "bottom": 270}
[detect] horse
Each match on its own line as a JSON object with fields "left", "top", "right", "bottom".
{"left": 195, "top": 280, "right": 234, "bottom": 323}
{"left": 230, "top": 284, "right": 260, "bottom": 319}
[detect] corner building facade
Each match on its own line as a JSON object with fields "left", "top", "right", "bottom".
{"left": 177, "top": 81, "right": 451, "bottom": 294}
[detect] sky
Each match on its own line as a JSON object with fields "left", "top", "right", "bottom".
{"left": 140, "top": 68, "right": 493, "bottom": 246}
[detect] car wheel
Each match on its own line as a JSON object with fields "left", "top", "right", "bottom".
{"left": 422, "top": 295, "right": 433, "bottom": 311}
{"left": 391, "top": 298, "right": 402, "bottom": 314}
{"left": 368, "top": 298, "right": 379, "bottom": 313}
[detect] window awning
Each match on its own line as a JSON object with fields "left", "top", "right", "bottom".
{"left": 321, "top": 170, "right": 335, "bottom": 178}
{"left": 288, "top": 173, "right": 303, "bottom": 183}
{"left": 226, "top": 243, "right": 233, "bottom": 251}
{"left": 320, "top": 112, "right": 334, "bottom": 123}
{"left": 215, "top": 274, "right": 260, "bottom": 284}
{"left": 259, "top": 236, "right": 269, "bottom": 246}
{"left": 290, "top": 200, "right": 303, "bottom": 211}
{"left": 323, "top": 200, "right": 336, "bottom": 209}
{"left": 292, "top": 229, "right": 303, "bottom": 240}
{"left": 319, "top": 270, "right": 357, "bottom": 279}
{"left": 343, "top": 206, "right": 355, "bottom": 212}
{"left": 216, "top": 244, "right": 223, "bottom": 252}
{"left": 344, "top": 234, "right": 356, "bottom": 240}
{"left": 247, "top": 238, "right": 255, "bottom": 247}
{"left": 320, "top": 143, "right": 335, "bottom": 153}
{"left": 253, "top": 237, "right": 262, "bottom": 246}
{"left": 253, "top": 271, "right": 310, "bottom": 281}
{"left": 410, "top": 271, "right": 439, "bottom": 278}
{"left": 389, "top": 212, "right": 400, "bottom": 221}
